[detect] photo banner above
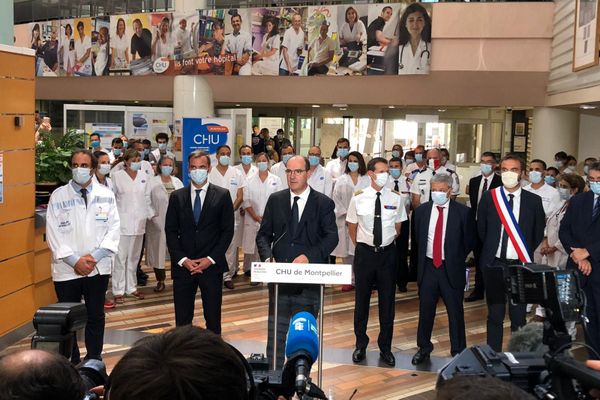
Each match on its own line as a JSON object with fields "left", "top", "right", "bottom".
{"left": 13, "top": 1, "right": 431, "bottom": 77}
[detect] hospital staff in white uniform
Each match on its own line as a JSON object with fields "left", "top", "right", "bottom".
{"left": 397, "top": 3, "right": 431, "bottom": 75}
{"left": 307, "top": 146, "right": 333, "bottom": 198}
{"left": 271, "top": 144, "right": 295, "bottom": 190}
{"left": 326, "top": 138, "right": 351, "bottom": 181}
{"left": 111, "top": 149, "right": 153, "bottom": 303}
{"left": 234, "top": 145, "right": 258, "bottom": 273}
{"left": 93, "top": 150, "right": 115, "bottom": 192}
{"left": 209, "top": 145, "right": 247, "bottom": 289}
{"left": 242, "top": 153, "right": 282, "bottom": 280}
{"left": 146, "top": 155, "right": 183, "bottom": 293}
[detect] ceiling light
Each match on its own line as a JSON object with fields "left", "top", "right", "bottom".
{"left": 312, "top": 105, "right": 320, "bottom": 108}
{"left": 437, "top": 109, "right": 446, "bottom": 112}
{"left": 387, "top": 105, "right": 395, "bottom": 109}
{"left": 235, "top": 104, "right": 241, "bottom": 107}
{"left": 580, "top": 104, "right": 597, "bottom": 110}
{"left": 340, "top": 108, "right": 347, "bottom": 111}
{"left": 333, "top": 103, "right": 348, "bottom": 108}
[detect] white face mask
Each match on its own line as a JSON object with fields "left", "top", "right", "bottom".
{"left": 529, "top": 170, "right": 542, "bottom": 184}
{"left": 558, "top": 187, "right": 572, "bottom": 201}
{"left": 98, "top": 164, "right": 111, "bottom": 176}
{"left": 72, "top": 167, "right": 92, "bottom": 185}
{"left": 374, "top": 172, "right": 389, "bottom": 187}
{"left": 501, "top": 171, "right": 520, "bottom": 189}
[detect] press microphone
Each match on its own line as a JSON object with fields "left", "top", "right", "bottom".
{"left": 284, "top": 311, "right": 320, "bottom": 397}
{"left": 270, "top": 224, "right": 287, "bottom": 262}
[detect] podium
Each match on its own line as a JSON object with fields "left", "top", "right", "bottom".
{"left": 251, "top": 261, "right": 352, "bottom": 386}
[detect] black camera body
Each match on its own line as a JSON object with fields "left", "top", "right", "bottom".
{"left": 246, "top": 353, "right": 295, "bottom": 400}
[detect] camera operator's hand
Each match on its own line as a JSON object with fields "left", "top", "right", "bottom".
{"left": 586, "top": 360, "right": 600, "bottom": 398}
{"left": 571, "top": 247, "right": 590, "bottom": 263}
{"left": 578, "top": 258, "right": 593, "bottom": 276}
{"left": 89, "top": 386, "right": 105, "bottom": 399}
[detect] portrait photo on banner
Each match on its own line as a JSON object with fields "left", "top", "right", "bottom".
{"left": 305, "top": 5, "right": 339, "bottom": 76}
{"left": 14, "top": 20, "right": 60, "bottom": 77}
{"left": 197, "top": 9, "right": 228, "bottom": 75}
{"left": 336, "top": 4, "right": 368, "bottom": 75}
{"left": 222, "top": 8, "right": 253, "bottom": 75}
{"left": 250, "top": 8, "right": 281, "bottom": 76}
{"left": 276, "top": 7, "right": 308, "bottom": 76}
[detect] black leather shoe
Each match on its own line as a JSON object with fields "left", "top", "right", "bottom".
{"left": 398, "top": 284, "right": 408, "bottom": 293}
{"left": 411, "top": 349, "right": 431, "bottom": 365}
{"left": 465, "top": 292, "right": 484, "bottom": 302}
{"left": 379, "top": 351, "right": 396, "bottom": 367}
{"left": 352, "top": 348, "right": 366, "bottom": 363}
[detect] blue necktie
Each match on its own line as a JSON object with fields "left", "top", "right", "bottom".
{"left": 593, "top": 195, "right": 600, "bottom": 222}
{"left": 193, "top": 189, "right": 202, "bottom": 224}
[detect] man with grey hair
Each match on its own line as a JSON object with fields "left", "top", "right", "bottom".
{"left": 411, "top": 173, "right": 476, "bottom": 364}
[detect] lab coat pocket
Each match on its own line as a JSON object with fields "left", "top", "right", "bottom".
{"left": 57, "top": 209, "right": 73, "bottom": 234}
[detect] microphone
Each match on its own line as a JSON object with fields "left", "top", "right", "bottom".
{"left": 270, "top": 224, "right": 287, "bottom": 262}
{"left": 284, "top": 311, "right": 320, "bottom": 397}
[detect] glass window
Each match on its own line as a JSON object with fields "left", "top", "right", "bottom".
{"left": 425, "top": 122, "right": 452, "bottom": 149}
{"left": 384, "top": 120, "right": 418, "bottom": 152}
{"left": 345, "top": 118, "right": 383, "bottom": 159}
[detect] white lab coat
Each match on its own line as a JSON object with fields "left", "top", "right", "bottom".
{"left": 325, "top": 158, "right": 348, "bottom": 181}
{"left": 46, "top": 181, "right": 120, "bottom": 282}
{"left": 331, "top": 173, "right": 371, "bottom": 257}
{"left": 146, "top": 175, "right": 184, "bottom": 270}
{"left": 271, "top": 161, "right": 289, "bottom": 189}
{"left": 93, "top": 174, "right": 114, "bottom": 192}
{"left": 398, "top": 39, "right": 430, "bottom": 75}
{"left": 242, "top": 172, "right": 282, "bottom": 254}
{"left": 234, "top": 163, "right": 258, "bottom": 179}
{"left": 111, "top": 159, "right": 153, "bottom": 177}
{"left": 308, "top": 164, "right": 333, "bottom": 198}
{"left": 111, "top": 169, "right": 153, "bottom": 236}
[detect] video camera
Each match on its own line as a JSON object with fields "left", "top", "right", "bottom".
{"left": 31, "top": 303, "right": 108, "bottom": 400}
{"left": 438, "top": 263, "right": 600, "bottom": 399}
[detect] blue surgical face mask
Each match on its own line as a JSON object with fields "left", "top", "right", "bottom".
{"left": 98, "top": 164, "right": 111, "bottom": 176}
{"left": 91, "top": 140, "right": 100, "bottom": 148}
{"left": 405, "top": 158, "right": 415, "bottom": 166}
{"left": 219, "top": 155, "right": 230, "bottom": 166}
{"left": 591, "top": 181, "right": 600, "bottom": 195}
{"left": 375, "top": 172, "right": 388, "bottom": 187}
{"left": 122, "top": 141, "right": 129, "bottom": 149}
{"left": 241, "top": 155, "right": 253, "bottom": 165}
{"left": 158, "top": 143, "right": 168, "bottom": 151}
{"left": 161, "top": 166, "right": 173, "bottom": 176}
{"left": 558, "top": 187, "right": 572, "bottom": 201}
{"left": 480, "top": 163, "right": 493, "bottom": 176}
{"left": 282, "top": 154, "right": 293, "bottom": 165}
{"left": 584, "top": 165, "right": 590, "bottom": 176}
{"left": 337, "top": 148, "right": 349, "bottom": 158}
{"left": 529, "top": 170, "right": 543, "bottom": 184}
{"left": 431, "top": 191, "right": 449, "bottom": 206}
{"left": 544, "top": 175, "right": 556, "bottom": 186}
{"left": 415, "top": 153, "right": 423, "bottom": 162}
{"left": 190, "top": 168, "right": 208, "bottom": 185}
{"left": 257, "top": 161, "right": 269, "bottom": 172}
{"left": 72, "top": 167, "right": 91, "bottom": 185}
{"left": 113, "top": 148, "right": 122, "bottom": 157}
{"left": 142, "top": 149, "right": 149, "bottom": 157}
{"left": 392, "top": 150, "right": 401, "bottom": 158}
{"left": 308, "top": 155, "right": 320, "bottom": 167}
{"left": 348, "top": 161, "right": 359, "bottom": 172}
{"left": 130, "top": 161, "right": 141, "bottom": 171}
{"left": 390, "top": 168, "right": 401, "bottom": 179}
{"left": 554, "top": 160, "right": 564, "bottom": 168}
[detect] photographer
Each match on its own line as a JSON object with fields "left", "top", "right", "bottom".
{"left": 0, "top": 349, "right": 86, "bottom": 400}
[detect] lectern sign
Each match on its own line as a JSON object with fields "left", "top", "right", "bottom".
{"left": 251, "top": 262, "right": 351, "bottom": 285}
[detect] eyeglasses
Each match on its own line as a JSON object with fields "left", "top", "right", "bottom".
{"left": 285, "top": 169, "right": 307, "bottom": 175}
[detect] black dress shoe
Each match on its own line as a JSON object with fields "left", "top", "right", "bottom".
{"left": 398, "top": 285, "right": 408, "bottom": 293}
{"left": 379, "top": 351, "right": 396, "bottom": 367}
{"left": 411, "top": 349, "right": 430, "bottom": 365}
{"left": 465, "top": 292, "right": 484, "bottom": 302}
{"left": 352, "top": 348, "right": 366, "bottom": 363}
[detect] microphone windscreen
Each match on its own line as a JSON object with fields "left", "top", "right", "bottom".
{"left": 284, "top": 311, "right": 319, "bottom": 362}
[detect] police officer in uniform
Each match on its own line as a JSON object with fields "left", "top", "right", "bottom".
{"left": 410, "top": 148, "right": 460, "bottom": 210}
{"left": 347, "top": 157, "right": 407, "bottom": 367}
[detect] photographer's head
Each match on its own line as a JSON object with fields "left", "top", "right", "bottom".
{"left": 107, "top": 325, "right": 248, "bottom": 400}
{"left": 437, "top": 376, "right": 535, "bottom": 400}
{"left": 0, "top": 349, "right": 85, "bottom": 400}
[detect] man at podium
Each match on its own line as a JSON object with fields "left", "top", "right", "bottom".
{"left": 256, "top": 155, "right": 338, "bottom": 369}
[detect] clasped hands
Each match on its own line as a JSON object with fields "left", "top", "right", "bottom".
{"left": 183, "top": 258, "right": 213, "bottom": 275}
{"left": 74, "top": 254, "right": 97, "bottom": 276}
{"left": 570, "top": 247, "right": 592, "bottom": 276}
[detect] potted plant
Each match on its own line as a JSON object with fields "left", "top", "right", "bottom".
{"left": 35, "top": 129, "right": 85, "bottom": 204}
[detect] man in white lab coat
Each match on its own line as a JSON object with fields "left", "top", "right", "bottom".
{"left": 46, "top": 149, "right": 120, "bottom": 363}
{"left": 307, "top": 145, "right": 333, "bottom": 198}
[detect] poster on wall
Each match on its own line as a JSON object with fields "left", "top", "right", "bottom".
{"left": 127, "top": 111, "right": 173, "bottom": 143}
{"left": 181, "top": 118, "right": 232, "bottom": 186}
{"left": 13, "top": 21, "right": 60, "bottom": 76}
{"left": 84, "top": 123, "right": 122, "bottom": 149}
{"left": 573, "top": 0, "right": 600, "bottom": 71}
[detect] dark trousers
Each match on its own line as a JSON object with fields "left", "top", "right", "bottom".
{"left": 308, "top": 64, "right": 329, "bottom": 76}
{"left": 396, "top": 218, "right": 410, "bottom": 289}
{"left": 173, "top": 271, "right": 223, "bottom": 334}
{"left": 54, "top": 274, "right": 109, "bottom": 362}
{"left": 471, "top": 238, "right": 485, "bottom": 296}
{"left": 583, "top": 274, "right": 600, "bottom": 359}
{"left": 354, "top": 243, "right": 397, "bottom": 353}
{"left": 408, "top": 214, "right": 419, "bottom": 282}
{"left": 267, "top": 284, "right": 320, "bottom": 369}
{"left": 417, "top": 259, "right": 466, "bottom": 356}
{"left": 484, "top": 259, "right": 526, "bottom": 352}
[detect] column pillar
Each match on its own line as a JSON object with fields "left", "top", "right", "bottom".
{"left": 0, "top": 1, "right": 14, "bottom": 45}
{"left": 173, "top": 75, "right": 214, "bottom": 121}
{"left": 531, "top": 107, "right": 579, "bottom": 164}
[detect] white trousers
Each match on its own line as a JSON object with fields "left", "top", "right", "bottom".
{"left": 113, "top": 234, "right": 144, "bottom": 296}
{"left": 243, "top": 250, "right": 260, "bottom": 272}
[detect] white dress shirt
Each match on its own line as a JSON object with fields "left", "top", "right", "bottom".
{"left": 290, "top": 186, "right": 311, "bottom": 221}
{"left": 495, "top": 187, "right": 522, "bottom": 260}
{"left": 426, "top": 201, "right": 450, "bottom": 259}
{"left": 178, "top": 182, "right": 214, "bottom": 267}
{"left": 478, "top": 174, "right": 494, "bottom": 205}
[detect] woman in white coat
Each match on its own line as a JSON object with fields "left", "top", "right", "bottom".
{"left": 111, "top": 149, "right": 153, "bottom": 303}
{"left": 242, "top": 153, "right": 282, "bottom": 284}
{"left": 332, "top": 151, "right": 371, "bottom": 291}
{"left": 396, "top": 3, "right": 431, "bottom": 75}
{"left": 146, "top": 155, "right": 183, "bottom": 292}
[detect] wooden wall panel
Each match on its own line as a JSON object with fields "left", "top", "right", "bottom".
{"left": 0, "top": 183, "right": 34, "bottom": 225}
{"left": 34, "top": 227, "right": 47, "bottom": 252}
{"left": 0, "top": 253, "right": 34, "bottom": 298}
{"left": 0, "top": 115, "right": 35, "bottom": 151}
{"left": 33, "top": 250, "right": 52, "bottom": 283}
{"left": 0, "top": 219, "right": 34, "bottom": 262}
{"left": 33, "top": 280, "right": 57, "bottom": 311}
{"left": 0, "top": 51, "right": 35, "bottom": 79}
{"left": 0, "top": 78, "right": 35, "bottom": 114}
{"left": 0, "top": 286, "right": 36, "bottom": 336}
{"left": 1, "top": 150, "right": 35, "bottom": 186}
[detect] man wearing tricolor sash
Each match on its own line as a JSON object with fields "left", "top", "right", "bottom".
{"left": 477, "top": 155, "right": 545, "bottom": 352}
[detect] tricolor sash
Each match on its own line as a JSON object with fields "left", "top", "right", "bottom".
{"left": 490, "top": 187, "right": 532, "bottom": 263}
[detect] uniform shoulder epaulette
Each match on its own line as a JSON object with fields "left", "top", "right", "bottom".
{"left": 446, "top": 168, "right": 455, "bottom": 174}
{"left": 354, "top": 189, "right": 363, "bottom": 196}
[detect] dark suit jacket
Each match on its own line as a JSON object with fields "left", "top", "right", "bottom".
{"left": 165, "top": 183, "right": 234, "bottom": 279}
{"left": 256, "top": 188, "right": 338, "bottom": 264}
{"left": 559, "top": 191, "right": 600, "bottom": 285}
{"left": 414, "top": 200, "right": 476, "bottom": 290}
{"left": 477, "top": 188, "right": 545, "bottom": 299}
{"left": 468, "top": 173, "right": 502, "bottom": 218}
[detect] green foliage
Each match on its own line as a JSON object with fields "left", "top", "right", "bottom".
{"left": 35, "top": 129, "right": 85, "bottom": 184}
